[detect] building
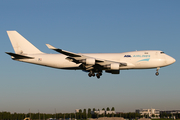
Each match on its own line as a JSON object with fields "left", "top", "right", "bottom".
{"left": 91, "top": 109, "right": 116, "bottom": 115}
{"left": 75, "top": 109, "right": 80, "bottom": 113}
{"left": 106, "top": 111, "right": 116, "bottom": 114}
{"left": 136, "top": 108, "right": 160, "bottom": 118}
{"left": 160, "top": 110, "right": 180, "bottom": 114}
{"left": 93, "top": 110, "right": 105, "bottom": 115}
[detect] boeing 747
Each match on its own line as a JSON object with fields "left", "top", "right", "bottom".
{"left": 6, "top": 31, "right": 176, "bottom": 78}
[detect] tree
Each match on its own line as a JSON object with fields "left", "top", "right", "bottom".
{"left": 79, "top": 109, "right": 82, "bottom": 119}
{"left": 83, "top": 109, "right": 86, "bottom": 119}
{"left": 144, "top": 113, "right": 149, "bottom": 118}
{"left": 83, "top": 109, "right": 86, "bottom": 113}
{"left": 111, "top": 107, "right": 115, "bottom": 111}
{"left": 88, "top": 108, "right": 92, "bottom": 118}
{"left": 88, "top": 108, "right": 91, "bottom": 113}
{"left": 106, "top": 107, "right": 110, "bottom": 111}
{"left": 102, "top": 108, "right": 105, "bottom": 110}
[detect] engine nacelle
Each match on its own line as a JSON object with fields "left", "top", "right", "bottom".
{"left": 80, "top": 58, "right": 96, "bottom": 65}
{"left": 104, "top": 63, "right": 120, "bottom": 70}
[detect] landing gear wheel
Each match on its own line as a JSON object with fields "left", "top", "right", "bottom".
{"left": 88, "top": 73, "right": 92, "bottom": 77}
{"left": 96, "top": 74, "right": 100, "bottom": 79}
{"left": 155, "top": 72, "right": 159, "bottom": 76}
{"left": 155, "top": 67, "right": 160, "bottom": 76}
{"left": 92, "top": 73, "right": 95, "bottom": 77}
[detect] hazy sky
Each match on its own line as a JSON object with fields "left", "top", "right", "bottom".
{"left": 0, "top": 1, "right": 180, "bottom": 113}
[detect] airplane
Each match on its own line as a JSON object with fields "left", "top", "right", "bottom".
{"left": 6, "top": 31, "right": 176, "bottom": 79}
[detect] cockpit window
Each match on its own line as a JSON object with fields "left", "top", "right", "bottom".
{"left": 160, "top": 52, "right": 165, "bottom": 54}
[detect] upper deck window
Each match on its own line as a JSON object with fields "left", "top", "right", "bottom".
{"left": 160, "top": 52, "right": 165, "bottom": 54}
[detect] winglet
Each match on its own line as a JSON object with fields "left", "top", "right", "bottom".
{"left": 46, "top": 44, "right": 56, "bottom": 50}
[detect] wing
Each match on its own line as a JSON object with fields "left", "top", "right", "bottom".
{"left": 46, "top": 44, "right": 127, "bottom": 70}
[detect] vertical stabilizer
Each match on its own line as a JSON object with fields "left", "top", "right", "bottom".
{"left": 7, "top": 31, "right": 43, "bottom": 54}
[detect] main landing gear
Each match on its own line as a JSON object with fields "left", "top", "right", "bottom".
{"left": 155, "top": 67, "right": 160, "bottom": 76}
{"left": 88, "top": 71, "right": 102, "bottom": 79}
{"left": 88, "top": 71, "right": 95, "bottom": 77}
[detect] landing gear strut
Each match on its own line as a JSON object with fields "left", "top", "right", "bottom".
{"left": 155, "top": 67, "right": 160, "bottom": 76}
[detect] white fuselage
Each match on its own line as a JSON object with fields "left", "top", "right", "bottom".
{"left": 16, "top": 50, "right": 175, "bottom": 70}
{"left": 6, "top": 31, "right": 176, "bottom": 78}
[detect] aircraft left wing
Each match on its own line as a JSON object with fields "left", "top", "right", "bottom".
{"left": 46, "top": 44, "right": 127, "bottom": 70}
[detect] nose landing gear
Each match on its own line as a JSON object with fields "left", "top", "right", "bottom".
{"left": 155, "top": 67, "right": 160, "bottom": 76}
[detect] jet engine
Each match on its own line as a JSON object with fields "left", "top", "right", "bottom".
{"left": 104, "top": 63, "right": 120, "bottom": 70}
{"left": 80, "top": 58, "right": 96, "bottom": 65}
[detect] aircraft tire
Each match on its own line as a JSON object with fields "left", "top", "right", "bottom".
{"left": 155, "top": 72, "right": 159, "bottom": 76}
{"left": 96, "top": 74, "right": 100, "bottom": 79}
{"left": 88, "top": 73, "right": 92, "bottom": 77}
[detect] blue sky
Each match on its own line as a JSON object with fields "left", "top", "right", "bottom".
{"left": 0, "top": 1, "right": 180, "bottom": 113}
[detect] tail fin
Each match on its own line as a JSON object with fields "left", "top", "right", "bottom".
{"left": 7, "top": 31, "right": 43, "bottom": 54}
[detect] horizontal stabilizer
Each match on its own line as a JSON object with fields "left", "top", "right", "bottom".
{"left": 5, "top": 52, "right": 34, "bottom": 59}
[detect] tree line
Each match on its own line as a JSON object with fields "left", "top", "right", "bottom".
{"left": 160, "top": 112, "right": 180, "bottom": 119}
{"left": 0, "top": 111, "right": 142, "bottom": 120}
{"left": 0, "top": 110, "right": 179, "bottom": 120}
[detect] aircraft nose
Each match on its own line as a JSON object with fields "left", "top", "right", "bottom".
{"left": 166, "top": 56, "right": 176, "bottom": 65}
